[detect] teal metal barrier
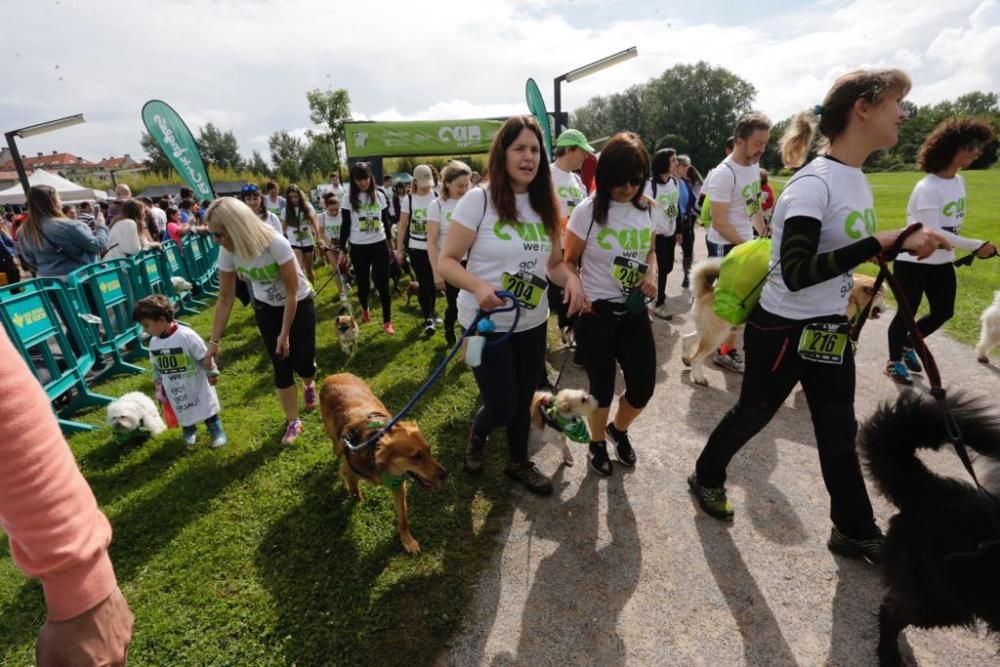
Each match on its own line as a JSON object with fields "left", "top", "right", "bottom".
{"left": 161, "top": 240, "right": 207, "bottom": 311}
{"left": 0, "top": 279, "right": 112, "bottom": 433}
{"left": 132, "top": 249, "right": 171, "bottom": 301}
{"left": 67, "top": 259, "right": 147, "bottom": 376}
{"left": 181, "top": 233, "right": 218, "bottom": 297}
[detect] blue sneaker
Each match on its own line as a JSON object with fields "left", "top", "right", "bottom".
{"left": 182, "top": 425, "right": 198, "bottom": 447}
{"left": 207, "top": 420, "right": 228, "bottom": 449}
{"left": 902, "top": 348, "right": 923, "bottom": 374}
{"left": 884, "top": 360, "right": 912, "bottom": 385}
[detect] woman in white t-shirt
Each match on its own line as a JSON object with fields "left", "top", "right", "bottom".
{"left": 282, "top": 184, "right": 321, "bottom": 285}
{"left": 337, "top": 162, "right": 395, "bottom": 334}
{"left": 689, "top": 69, "right": 946, "bottom": 563}
{"left": 427, "top": 160, "right": 472, "bottom": 346}
{"left": 884, "top": 117, "right": 997, "bottom": 384}
{"left": 438, "top": 116, "right": 587, "bottom": 496}
{"left": 205, "top": 197, "right": 317, "bottom": 446}
{"left": 317, "top": 191, "right": 350, "bottom": 298}
{"left": 564, "top": 133, "right": 658, "bottom": 477}
{"left": 104, "top": 199, "right": 160, "bottom": 260}
{"left": 643, "top": 148, "right": 680, "bottom": 319}
{"left": 395, "top": 165, "right": 439, "bottom": 336}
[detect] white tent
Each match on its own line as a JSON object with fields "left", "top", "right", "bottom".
{"left": 0, "top": 168, "right": 108, "bottom": 206}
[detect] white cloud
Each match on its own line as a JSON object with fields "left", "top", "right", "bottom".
{"left": 1, "top": 0, "right": 996, "bottom": 165}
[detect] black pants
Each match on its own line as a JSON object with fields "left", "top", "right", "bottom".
{"left": 445, "top": 281, "right": 460, "bottom": 333}
{"left": 253, "top": 297, "right": 316, "bottom": 389}
{"left": 887, "top": 261, "right": 956, "bottom": 361}
{"left": 471, "top": 323, "right": 547, "bottom": 464}
{"left": 679, "top": 215, "right": 695, "bottom": 277}
{"left": 350, "top": 242, "right": 392, "bottom": 322}
{"left": 655, "top": 234, "right": 676, "bottom": 306}
{"left": 575, "top": 305, "right": 656, "bottom": 408}
{"left": 409, "top": 248, "right": 436, "bottom": 320}
{"left": 694, "top": 306, "right": 878, "bottom": 539}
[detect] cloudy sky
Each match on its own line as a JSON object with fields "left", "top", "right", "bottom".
{"left": 4, "top": 0, "right": 998, "bottom": 164}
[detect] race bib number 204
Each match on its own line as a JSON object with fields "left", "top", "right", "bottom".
{"left": 500, "top": 271, "right": 547, "bottom": 309}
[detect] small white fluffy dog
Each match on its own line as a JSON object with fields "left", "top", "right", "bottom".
{"left": 976, "top": 290, "right": 1000, "bottom": 364}
{"left": 530, "top": 388, "right": 598, "bottom": 466}
{"left": 106, "top": 391, "right": 166, "bottom": 438}
{"left": 171, "top": 276, "right": 193, "bottom": 293}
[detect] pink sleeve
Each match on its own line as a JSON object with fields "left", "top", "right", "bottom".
{"left": 0, "top": 328, "right": 116, "bottom": 621}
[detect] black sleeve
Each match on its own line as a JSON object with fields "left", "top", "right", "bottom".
{"left": 339, "top": 209, "right": 351, "bottom": 248}
{"left": 780, "top": 215, "right": 882, "bottom": 292}
{"left": 382, "top": 205, "right": 393, "bottom": 238}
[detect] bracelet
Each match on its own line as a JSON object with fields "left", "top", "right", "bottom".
{"left": 208, "top": 339, "right": 221, "bottom": 347}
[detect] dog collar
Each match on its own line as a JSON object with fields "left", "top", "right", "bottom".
{"left": 539, "top": 397, "right": 591, "bottom": 444}
{"left": 380, "top": 471, "right": 406, "bottom": 489}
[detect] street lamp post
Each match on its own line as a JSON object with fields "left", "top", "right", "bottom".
{"left": 4, "top": 114, "right": 86, "bottom": 196}
{"left": 553, "top": 47, "right": 638, "bottom": 135}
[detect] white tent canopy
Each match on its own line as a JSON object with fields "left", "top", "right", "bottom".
{"left": 0, "top": 168, "right": 108, "bottom": 206}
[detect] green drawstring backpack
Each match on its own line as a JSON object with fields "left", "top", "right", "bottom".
{"left": 712, "top": 238, "right": 776, "bottom": 325}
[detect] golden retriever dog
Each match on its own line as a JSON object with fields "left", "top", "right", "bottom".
{"left": 681, "top": 258, "right": 886, "bottom": 386}
{"left": 530, "top": 388, "right": 598, "bottom": 466}
{"left": 319, "top": 373, "right": 447, "bottom": 554}
{"left": 334, "top": 306, "right": 360, "bottom": 356}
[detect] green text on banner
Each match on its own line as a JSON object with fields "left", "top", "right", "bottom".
{"left": 344, "top": 119, "right": 505, "bottom": 158}
{"left": 141, "top": 100, "right": 215, "bottom": 200}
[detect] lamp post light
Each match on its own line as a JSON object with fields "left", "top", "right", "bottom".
{"left": 553, "top": 47, "right": 637, "bottom": 136}
{"left": 4, "top": 114, "right": 86, "bottom": 196}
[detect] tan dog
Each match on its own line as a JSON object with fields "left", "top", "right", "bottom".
{"left": 334, "top": 306, "right": 360, "bottom": 355}
{"left": 406, "top": 281, "right": 420, "bottom": 306}
{"left": 681, "top": 259, "right": 887, "bottom": 386}
{"left": 319, "top": 373, "right": 447, "bottom": 554}
{"left": 530, "top": 388, "right": 598, "bottom": 466}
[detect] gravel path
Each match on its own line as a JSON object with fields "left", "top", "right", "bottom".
{"left": 442, "top": 239, "right": 1000, "bottom": 666}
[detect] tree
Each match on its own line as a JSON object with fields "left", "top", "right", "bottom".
{"left": 268, "top": 130, "right": 306, "bottom": 182}
{"left": 300, "top": 133, "right": 339, "bottom": 180}
{"left": 248, "top": 150, "right": 271, "bottom": 177}
{"left": 140, "top": 131, "right": 172, "bottom": 173}
{"left": 306, "top": 87, "right": 351, "bottom": 171}
{"left": 197, "top": 123, "right": 243, "bottom": 171}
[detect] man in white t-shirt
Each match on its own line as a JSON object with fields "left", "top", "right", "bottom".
{"left": 702, "top": 112, "right": 771, "bottom": 373}
{"left": 316, "top": 172, "right": 347, "bottom": 201}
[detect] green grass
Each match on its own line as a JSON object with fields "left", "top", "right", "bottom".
{"left": 0, "top": 263, "right": 513, "bottom": 666}
{"left": 772, "top": 169, "right": 999, "bottom": 346}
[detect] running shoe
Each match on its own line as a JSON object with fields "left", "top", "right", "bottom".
{"left": 652, "top": 304, "right": 673, "bottom": 320}
{"left": 383, "top": 322, "right": 396, "bottom": 335}
{"left": 464, "top": 429, "right": 488, "bottom": 474}
{"left": 207, "top": 420, "right": 228, "bottom": 449}
{"left": 361, "top": 309, "right": 371, "bottom": 323}
{"left": 901, "top": 348, "right": 923, "bottom": 374}
{"left": 505, "top": 461, "right": 554, "bottom": 496}
{"left": 606, "top": 423, "right": 636, "bottom": 467}
{"left": 303, "top": 383, "right": 318, "bottom": 411}
{"left": 423, "top": 319, "right": 436, "bottom": 338}
{"left": 884, "top": 360, "right": 912, "bottom": 385}
{"left": 281, "top": 419, "right": 303, "bottom": 445}
{"left": 713, "top": 350, "right": 745, "bottom": 374}
{"left": 589, "top": 441, "right": 613, "bottom": 476}
{"left": 688, "top": 473, "right": 734, "bottom": 521}
{"left": 827, "top": 526, "right": 884, "bottom": 564}
{"left": 182, "top": 425, "right": 198, "bottom": 447}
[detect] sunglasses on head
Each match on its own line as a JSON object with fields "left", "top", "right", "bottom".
{"left": 241, "top": 184, "right": 260, "bottom": 194}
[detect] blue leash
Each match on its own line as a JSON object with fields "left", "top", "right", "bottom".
{"left": 343, "top": 290, "right": 520, "bottom": 454}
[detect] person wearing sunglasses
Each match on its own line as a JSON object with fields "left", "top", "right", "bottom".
{"left": 563, "top": 132, "right": 659, "bottom": 477}
{"left": 241, "top": 183, "right": 282, "bottom": 234}
{"left": 884, "top": 117, "right": 997, "bottom": 384}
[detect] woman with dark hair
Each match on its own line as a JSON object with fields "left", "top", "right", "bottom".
{"left": 105, "top": 199, "right": 159, "bottom": 261}
{"left": 427, "top": 160, "right": 472, "bottom": 345}
{"left": 241, "top": 183, "right": 282, "bottom": 234}
{"left": 395, "top": 165, "right": 439, "bottom": 336}
{"left": 689, "top": 68, "right": 946, "bottom": 563}
{"left": 438, "top": 115, "right": 587, "bottom": 495}
{"left": 884, "top": 117, "right": 997, "bottom": 384}
{"left": 17, "top": 185, "right": 108, "bottom": 279}
{"left": 338, "top": 162, "right": 395, "bottom": 334}
{"left": 675, "top": 155, "right": 698, "bottom": 288}
{"left": 644, "top": 148, "right": 680, "bottom": 318}
{"left": 282, "top": 184, "right": 321, "bottom": 284}
{"left": 565, "top": 132, "right": 659, "bottom": 476}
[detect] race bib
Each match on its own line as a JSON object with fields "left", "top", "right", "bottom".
{"left": 501, "top": 271, "right": 547, "bottom": 309}
{"left": 798, "top": 322, "right": 849, "bottom": 365}
{"left": 611, "top": 256, "right": 648, "bottom": 291}
{"left": 666, "top": 203, "right": 678, "bottom": 218}
{"left": 293, "top": 227, "right": 312, "bottom": 243}
{"left": 153, "top": 348, "right": 190, "bottom": 375}
{"left": 745, "top": 194, "right": 762, "bottom": 217}
{"left": 358, "top": 216, "right": 381, "bottom": 232}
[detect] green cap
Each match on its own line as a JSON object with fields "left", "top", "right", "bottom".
{"left": 555, "top": 128, "right": 595, "bottom": 154}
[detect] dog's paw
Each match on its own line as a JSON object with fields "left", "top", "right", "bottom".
{"left": 563, "top": 453, "right": 575, "bottom": 466}
{"left": 692, "top": 373, "right": 708, "bottom": 387}
{"left": 401, "top": 535, "right": 421, "bottom": 554}
{"left": 979, "top": 356, "right": 990, "bottom": 364}
{"left": 681, "top": 355, "right": 692, "bottom": 367}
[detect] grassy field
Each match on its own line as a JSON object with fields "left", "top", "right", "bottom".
{"left": 772, "top": 169, "right": 999, "bottom": 347}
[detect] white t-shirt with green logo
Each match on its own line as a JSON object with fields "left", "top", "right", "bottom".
{"left": 760, "top": 156, "right": 875, "bottom": 319}
{"left": 899, "top": 173, "right": 981, "bottom": 265}
{"left": 568, "top": 197, "right": 655, "bottom": 303}
{"left": 550, "top": 163, "right": 587, "bottom": 221}
{"left": 452, "top": 188, "right": 552, "bottom": 333}
{"left": 283, "top": 203, "right": 316, "bottom": 248}
{"left": 149, "top": 324, "right": 219, "bottom": 427}
{"left": 262, "top": 211, "right": 282, "bottom": 235}
{"left": 703, "top": 155, "right": 761, "bottom": 245}
{"left": 427, "top": 198, "right": 459, "bottom": 257}
{"left": 264, "top": 194, "right": 285, "bottom": 219}
{"left": 344, "top": 191, "right": 388, "bottom": 246}
{"left": 643, "top": 178, "right": 679, "bottom": 236}
{"left": 318, "top": 210, "right": 341, "bottom": 246}
{"left": 400, "top": 192, "right": 435, "bottom": 251}
{"left": 218, "top": 233, "right": 313, "bottom": 307}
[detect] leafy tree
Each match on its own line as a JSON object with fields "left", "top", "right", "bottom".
{"left": 268, "top": 131, "right": 306, "bottom": 182}
{"left": 300, "top": 133, "right": 340, "bottom": 180}
{"left": 196, "top": 123, "right": 243, "bottom": 171}
{"left": 140, "top": 131, "right": 172, "bottom": 173}
{"left": 248, "top": 150, "right": 271, "bottom": 177}
{"left": 306, "top": 87, "right": 351, "bottom": 170}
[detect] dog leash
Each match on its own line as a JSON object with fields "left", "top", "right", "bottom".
{"left": 953, "top": 241, "right": 997, "bottom": 267}
{"left": 853, "top": 224, "right": 986, "bottom": 492}
{"left": 341, "top": 291, "right": 521, "bottom": 465}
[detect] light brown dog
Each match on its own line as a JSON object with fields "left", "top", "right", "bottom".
{"left": 406, "top": 281, "right": 420, "bottom": 306}
{"left": 319, "top": 373, "right": 447, "bottom": 554}
{"left": 682, "top": 259, "right": 887, "bottom": 386}
{"left": 334, "top": 306, "right": 360, "bottom": 355}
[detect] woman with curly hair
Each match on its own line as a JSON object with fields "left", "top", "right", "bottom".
{"left": 884, "top": 117, "right": 997, "bottom": 384}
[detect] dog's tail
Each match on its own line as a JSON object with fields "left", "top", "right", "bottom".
{"left": 859, "top": 389, "right": 1000, "bottom": 510}
{"left": 690, "top": 258, "right": 722, "bottom": 300}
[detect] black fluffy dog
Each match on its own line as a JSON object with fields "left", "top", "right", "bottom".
{"left": 859, "top": 390, "right": 1000, "bottom": 666}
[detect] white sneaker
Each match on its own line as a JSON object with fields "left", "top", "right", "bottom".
{"left": 652, "top": 304, "right": 673, "bottom": 320}
{"left": 713, "top": 350, "right": 745, "bottom": 374}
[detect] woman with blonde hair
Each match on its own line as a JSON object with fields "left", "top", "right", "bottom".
{"left": 689, "top": 68, "right": 947, "bottom": 562}
{"left": 427, "top": 159, "right": 473, "bottom": 345}
{"left": 204, "top": 197, "right": 317, "bottom": 445}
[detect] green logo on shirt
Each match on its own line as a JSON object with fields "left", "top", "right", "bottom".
{"left": 493, "top": 221, "right": 551, "bottom": 251}
{"left": 237, "top": 262, "right": 280, "bottom": 282}
{"left": 596, "top": 227, "right": 652, "bottom": 252}
{"left": 844, "top": 208, "right": 878, "bottom": 239}
{"left": 942, "top": 197, "right": 966, "bottom": 218}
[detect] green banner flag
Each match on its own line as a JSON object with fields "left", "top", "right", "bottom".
{"left": 525, "top": 78, "right": 553, "bottom": 161}
{"left": 141, "top": 100, "right": 215, "bottom": 200}
{"left": 344, "top": 119, "right": 505, "bottom": 158}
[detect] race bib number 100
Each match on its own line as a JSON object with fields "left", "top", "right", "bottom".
{"left": 501, "top": 271, "right": 547, "bottom": 309}
{"left": 153, "top": 348, "right": 189, "bottom": 375}
{"left": 798, "top": 322, "right": 849, "bottom": 365}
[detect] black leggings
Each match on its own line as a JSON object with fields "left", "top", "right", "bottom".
{"left": 409, "top": 248, "right": 437, "bottom": 320}
{"left": 655, "top": 234, "right": 676, "bottom": 306}
{"left": 471, "top": 323, "right": 547, "bottom": 464}
{"left": 694, "top": 306, "right": 878, "bottom": 539}
{"left": 679, "top": 215, "right": 695, "bottom": 276}
{"left": 887, "top": 261, "right": 956, "bottom": 361}
{"left": 253, "top": 297, "right": 316, "bottom": 390}
{"left": 575, "top": 306, "right": 656, "bottom": 408}
{"left": 445, "top": 281, "right": 460, "bottom": 333}
{"left": 350, "top": 242, "right": 392, "bottom": 322}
